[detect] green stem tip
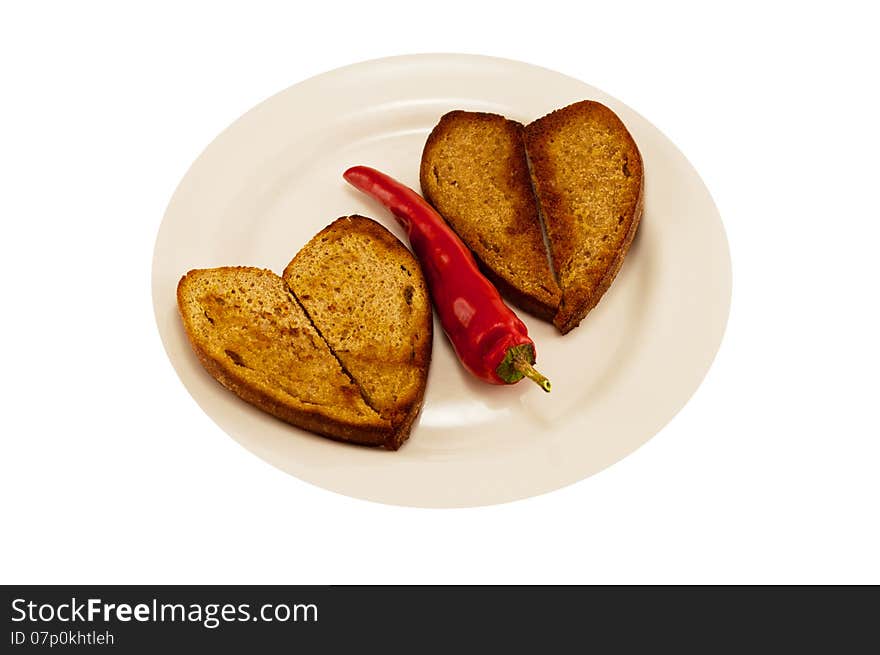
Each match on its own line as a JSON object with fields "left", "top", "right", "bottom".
{"left": 496, "top": 344, "right": 552, "bottom": 392}
{"left": 514, "top": 357, "right": 552, "bottom": 392}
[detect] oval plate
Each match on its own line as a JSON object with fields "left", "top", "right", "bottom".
{"left": 152, "top": 54, "right": 731, "bottom": 507}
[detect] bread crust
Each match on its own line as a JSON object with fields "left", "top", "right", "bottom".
{"left": 525, "top": 100, "right": 644, "bottom": 334}
{"left": 474, "top": 258, "right": 557, "bottom": 322}
{"left": 420, "top": 111, "right": 561, "bottom": 320}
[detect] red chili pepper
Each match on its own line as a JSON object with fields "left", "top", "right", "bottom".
{"left": 343, "top": 165, "right": 551, "bottom": 392}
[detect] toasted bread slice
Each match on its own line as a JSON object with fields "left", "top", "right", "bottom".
{"left": 177, "top": 266, "right": 393, "bottom": 446}
{"left": 420, "top": 111, "right": 561, "bottom": 320}
{"left": 283, "top": 216, "right": 432, "bottom": 441}
{"left": 525, "top": 100, "right": 644, "bottom": 334}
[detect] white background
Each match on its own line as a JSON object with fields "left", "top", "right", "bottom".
{"left": 1, "top": 1, "right": 877, "bottom": 584}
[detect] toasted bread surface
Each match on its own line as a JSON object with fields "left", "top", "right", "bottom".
{"left": 283, "top": 216, "right": 432, "bottom": 444}
{"left": 420, "top": 111, "right": 561, "bottom": 320}
{"left": 525, "top": 100, "right": 644, "bottom": 334}
{"left": 177, "top": 266, "right": 393, "bottom": 447}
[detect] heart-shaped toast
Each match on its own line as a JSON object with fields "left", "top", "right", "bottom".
{"left": 177, "top": 215, "right": 432, "bottom": 449}
{"left": 420, "top": 101, "right": 643, "bottom": 334}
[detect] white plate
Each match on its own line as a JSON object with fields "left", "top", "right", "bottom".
{"left": 152, "top": 54, "right": 731, "bottom": 508}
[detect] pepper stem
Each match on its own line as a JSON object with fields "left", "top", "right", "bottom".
{"left": 513, "top": 355, "right": 552, "bottom": 393}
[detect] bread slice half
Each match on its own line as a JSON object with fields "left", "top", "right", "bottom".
{"left": 525, "top": 100, "right": 644, "bottom": 334}
{"left": 177, "top": 266, "right": 392, "bottom": 446}
{"left": 177, "top": 216, "right": 433, "bottom": 450}
{"left": 420, "top": 111, "right": 561, "bottom": 320}
{"left": 283, "top": 215, "right": 433, "bottom": 441}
